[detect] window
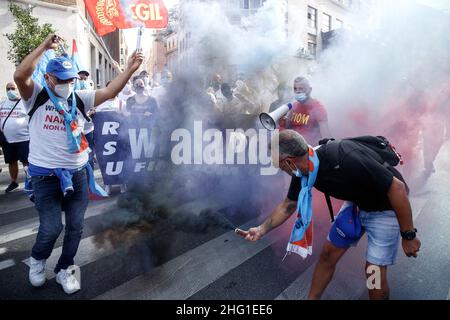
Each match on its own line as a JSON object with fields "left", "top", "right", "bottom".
{"left": 241, "top": 0, "right": 265, "bottom": 14}
{"left": 307, "top": 6, "right": 317, "bottom": 29}
{"left": 251, "top": 0, "right": 263, "bottom": 8}
{"left": 307, "top": 34, "right": 317, "bottom": 58}
{"left": 336, "top": 19, "right": 344, "bottom": 29}
{"left": 120, "top": 48, "right": 124, "bottom": 54}
{"left": 322, "top": 13, "right": 331, "bottom": 32}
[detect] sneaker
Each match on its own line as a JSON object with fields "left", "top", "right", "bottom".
{"left": 5, "top": 181, "right": 19, "bottom": 193}
{"left": 56, "top": 267, "right": 80, "bottom": 294}
{"left": 29, "top": 257, "right": 46, "bottom": 287}
{"left": 105, "top": 185, "right": 112, "bottom": 195}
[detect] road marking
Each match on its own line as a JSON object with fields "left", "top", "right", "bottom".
{"left": 276, "top": 195, "right": 428, "bottom": 300}
{"left": 0, "top": 171, "right": 104, "bottom": 214}
{"left": 23, "top": 235, "right": 113, "bottom": 279}
{"left": 95, "top": 219, "right": 279, "bottom": 300}
{"left": 0, "top": 259, "right": 15, "bottom": 271}
{"left": 0, "top": 199, "right": 117, "bottom": 245}
{"left": 19, "top": 193, "right": 220, "bottom": 276}
{"left": 0, "top": 247, "right": 7, "bottom": 255}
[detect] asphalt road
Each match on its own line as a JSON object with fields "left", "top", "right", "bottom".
{"left": 0, "top": 141, "right": 449, "bottom": 300}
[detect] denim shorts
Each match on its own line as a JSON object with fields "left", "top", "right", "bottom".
{"left": 328, "top": 205, "right": 400, "bottom": 266}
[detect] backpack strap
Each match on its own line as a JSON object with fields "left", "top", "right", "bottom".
{"left": 324, "top": 194, "right": 335, "bottom": 222}
{"left": 1, "top": 99, "right": 22, "bottom": 131}
{"left": 28, "top": 88, "right": 89, "bottom": 122}
{"left": 320, "top": 139, "right": 340, "bottom": 223}
{"left": 27, "top": 89, "right": 49, "bottom": 120}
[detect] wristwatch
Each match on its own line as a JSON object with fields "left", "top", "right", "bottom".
{"left": 400, "top": 228, "right": 417, "bottom": 240}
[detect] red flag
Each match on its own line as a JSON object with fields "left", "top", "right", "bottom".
{"left": 84, "top": 0, "right": 117, "bottom": 36}
{"left": 84, "top": 0, "right": 168, "bottom": 36}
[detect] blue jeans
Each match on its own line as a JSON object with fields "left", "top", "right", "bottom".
{"left": 359, "top": 210, "right": 400, "bottom": 266}
{"left": 30, "top": 168, "right": 89, "bottom": 273}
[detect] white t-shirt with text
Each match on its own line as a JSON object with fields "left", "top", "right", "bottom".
{"left": 23, "top": 82, "right": 95, "bottom": 169}
{"left": 0, "top": 98, "right": 30, "bottom": 143}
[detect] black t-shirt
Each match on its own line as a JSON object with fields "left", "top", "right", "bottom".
{"left": 287, "top": 140, "right": 407, "bottom": 211}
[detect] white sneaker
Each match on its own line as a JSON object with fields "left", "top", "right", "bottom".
{"left": 56, "top": 267, "right": 81, "bottom": 294}
{"left": 29, "top": 256, "right": 46, "bottom": 287}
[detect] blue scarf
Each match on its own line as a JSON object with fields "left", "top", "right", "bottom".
{"left": 286, "top": 147, "right": 320, "bottom": 258}
{"left": 43, "top": 83, "right": 89, "bottom": 154}
{"left": 25, "top": 163, "right": 108, "bottom": 199}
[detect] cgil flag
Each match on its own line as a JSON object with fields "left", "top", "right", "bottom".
{"left": 84, "top": 0, "right": 169, "bottom": 36}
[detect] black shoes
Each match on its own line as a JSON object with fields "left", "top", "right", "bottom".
{"left": 5, "top": 181, "right": 19, "bottom": 193}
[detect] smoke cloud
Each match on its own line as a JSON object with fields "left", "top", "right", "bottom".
{"left": 312, "top": 0, "right": 450, "bottom": 186}
{"left": 94, "top": 0, "right": 450, "bottom": 270}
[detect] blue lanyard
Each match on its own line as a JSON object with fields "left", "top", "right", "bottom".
{"left": 43, "top": 82, "right": 77, "bottom": 121}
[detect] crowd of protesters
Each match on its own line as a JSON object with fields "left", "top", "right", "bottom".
{"left": 1, "top": 32, "right": 448, "bottom": 299}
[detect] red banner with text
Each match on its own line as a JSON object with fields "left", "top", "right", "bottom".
{"left": 84, "top": 0, "right": 168, "bottom": 36}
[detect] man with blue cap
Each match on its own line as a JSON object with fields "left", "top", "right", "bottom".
{"left": 13, "top": 34, "right": 144, "bottom": 295}
{"left": 245, "top": 130, "right": 421, "bottom": 300}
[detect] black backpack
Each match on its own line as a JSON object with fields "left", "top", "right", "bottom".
{"left": 319, "top": 136, "right": 403, "bottom": 222}
{"left": 27, "top": 89, "right": 90, "bottom": 122}
{"left": 321, "top": 136, "right": 403, "bottom": 168}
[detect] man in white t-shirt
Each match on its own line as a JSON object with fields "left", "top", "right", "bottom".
{"left": 13, "top": 34, "right": 144, "bottom": 295}
{"left": 0, "top": 82, "right": 29, "bottom": 193}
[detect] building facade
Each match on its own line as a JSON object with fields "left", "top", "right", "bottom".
{"left": 148, "top": 30, "right": 169, "bottom": 84}
{"left": 172, "top": 0, "right": 361, "bottom": 76}
{"left": 0, "top": 0, "right": 128, "bottom": 98}
{"left": 287, "top": 0, "right": 361, "bottom": 59}
{"left": 165, "top": 31, "right": 178, "bottom": 76}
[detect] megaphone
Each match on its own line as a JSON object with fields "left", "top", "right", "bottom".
{"left": 259, "top": 102, "right": 293, "bottom": 131}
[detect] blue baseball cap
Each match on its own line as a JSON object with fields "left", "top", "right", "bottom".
{"left": 46, "top": 57, "right": 79, "bottom": 80}
{"left": 328, "top": 202, "right": 363, "bottom": 248}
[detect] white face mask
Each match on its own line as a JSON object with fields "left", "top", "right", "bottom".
{"left": 50, "top": 78, "right": 74, "bottom": 99}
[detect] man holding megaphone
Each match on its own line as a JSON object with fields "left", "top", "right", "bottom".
{"left": 281, "top": 77, "right": 331, "bottom": 145}
{"left": 261, "top": 77, "right": 331, "bottom": 146}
